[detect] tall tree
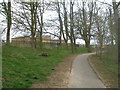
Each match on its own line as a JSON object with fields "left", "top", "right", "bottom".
{"left": 37, "top": 0, "right": 44, "bottom": 49}
{"left": 112, "top": 0, "right": 119, "bottom": 45}
{"left": 6, "top": 0, "right": 12, "bottom": 45}
{"left": 76, "top": 1, "right": 95, "bottom": 52}
{"left": 56, "top": 1, "right": 70, "bottom": 46}
{"left": 63, "top": 0, "right": 69, "bottom": 46}
{"left": 56, "top": 1, "right": 63, "bottom": 46}
{"left": 1, "top": 0, "right": 12, "bottom": 45}
{"left": 108, "top": 8, "right": 115, "bottom": 45}
{"left": 13, "top": 2, "right": 38, "bottom": 49}
{"left": 30, "top": 2, "right": 37, "bottom": 48}
{"left": 95, "top": 14, "right": 107, "bottom": 58}
{"left": 70, "top": 0, "right": 75, "bottom": 53}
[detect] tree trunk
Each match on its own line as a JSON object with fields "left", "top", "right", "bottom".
{"left": 85, "top": 38, "right": 91, "bottom": 52}
{"left": 39, "top": 12, "right": 43, "bottom": 49}
{"left": 39, "top": 1, "right": 44, "bottom": 50}
{"left": 85, "top": 40, "right": 90, "bottom": 48}
{"left": 30, "top": 2, "right": 36, "bottom": 49}
{"left": 31, "top": 34, "right": 35, "bottom": 49}
{"left": 70, "top": 38, "right": 74, "bottom": 53}
{"left": 6, "top": 1, "right": 11, "bottom": 45}
{"left": 57, "top": 1, "right": 66, "bottom": 47}
{"left": 70, "top": 1, "right": 75, "bottom": 53}
{"left": 112, "top": 1, "right": 118, "bottom": 45}
{"left": 39, "top": 30, "right": 43, "bottom": 49}
{"left": 34, "top": 2, "right": 37, "bottom": 48}
{"left": 118, "top": 17, "right": 120, "bottom": 57}
{"left": 63, "top": 1, "right": 69, "bottom": 47}
{"left": 59, "top": 30, "right": 62, "bottom": 46}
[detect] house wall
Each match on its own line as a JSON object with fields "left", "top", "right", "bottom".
{"left": 11, "top": 35, "right": 65, "bottom": 47}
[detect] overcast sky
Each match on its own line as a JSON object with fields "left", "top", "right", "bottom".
{"left": 0, "top": 0, "right": 119, "bottom": 44}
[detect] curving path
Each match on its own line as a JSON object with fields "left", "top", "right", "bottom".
{"left": 68, "top": 53, "right": 106, "bottom": 88}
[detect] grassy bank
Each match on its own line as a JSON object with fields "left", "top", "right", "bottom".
{"left": 89, "top": 53, "right": 118, "bottom": 88}
{"left": 2, "top": 45, "right": 88, "bottom": 88}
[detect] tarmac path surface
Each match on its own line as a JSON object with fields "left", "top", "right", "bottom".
{"left": 68, "top": 53, "right": 106, "bottom": 88}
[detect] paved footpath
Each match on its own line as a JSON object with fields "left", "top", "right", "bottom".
{"left": 68, "top": 53, "right": 106, "bottom": 88}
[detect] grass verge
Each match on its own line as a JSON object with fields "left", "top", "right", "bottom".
{"left": 2, "top": 45, "right": 88, "bottom": 88}
{"left": 89, "top": 53, "right": 118, "bottom": 88}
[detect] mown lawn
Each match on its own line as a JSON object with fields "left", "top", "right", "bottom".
{"left": 2, "top": 45, "right": 88, "bottom": 88}
{"left": 89, "top": 52, "right": 118, "bottom": 88}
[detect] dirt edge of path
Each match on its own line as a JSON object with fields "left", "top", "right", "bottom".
{"left": 31, "top": 54, "right": 78, "bottom": 88}
{"left": 88, "top": 55, "right": 109, "bottom": 88}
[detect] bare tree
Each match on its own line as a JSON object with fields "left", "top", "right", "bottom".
{"left": 69, "top": 0, "right": 76, "bottom": 53}
{"left": 76, "top": 1, "right": 95, "bottom": 52}
{"left": 13, "top": 2, "right": 38, "bottom": 48}
{"left": 36, "top": 0, "right": 44, "bottom": 49}
{"left": 95, "top": 14, "right": 107, "bottom": 58}
{"left": 112, "top": 0, "right": 119, "bottom": 45}
{"left": 1, "top": 0, "right": 12, "bottom": 45}
{"left": 56, "top": 1, "right": 63, "bottom": 46}
{"left": 30, "top": 2, "right": 38, "bottom": 48}
{"left": 63, "top": 0, "right": 69, "bottom": 47}
{"left": 108, "top": 8, "right": 115, "bottom": 45}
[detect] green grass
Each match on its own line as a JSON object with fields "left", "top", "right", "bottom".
{"left": 2, "top": 45, "right": 88, "bottom": 88}
{"left": 90, "top": 52, "right": 118, "bottom": 88}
